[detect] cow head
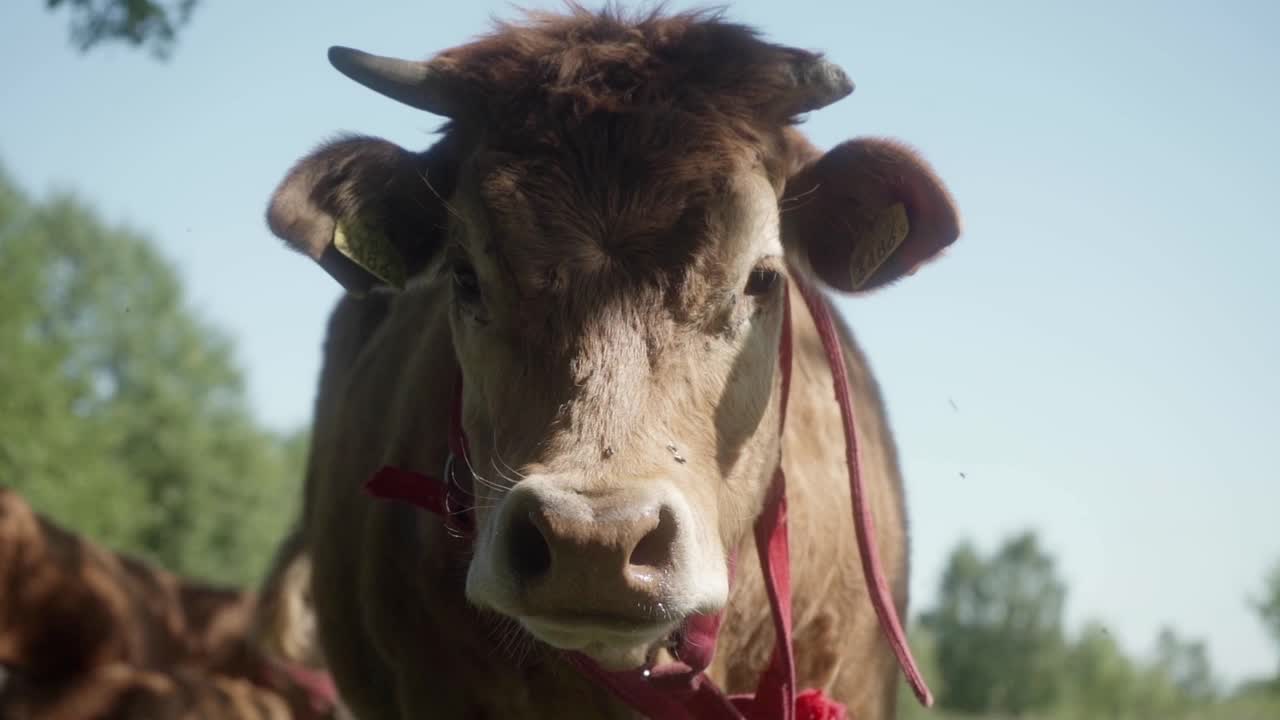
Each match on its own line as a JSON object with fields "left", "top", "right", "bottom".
{"left": 267, "top": 8, "right": 959, "bottom": 671}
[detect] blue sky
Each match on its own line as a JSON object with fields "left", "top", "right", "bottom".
{"left": 3, "top": 0, "right": 1277, "bottom": 686}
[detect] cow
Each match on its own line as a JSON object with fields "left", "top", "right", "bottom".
{"left": 0, "top": 487, "right": 337, "bottom": 719}
{"left": 0, "top": 662, "right": 293, "bottom": 720}
{"left": 265, "top": 6, "right": 961, "bottom": 719}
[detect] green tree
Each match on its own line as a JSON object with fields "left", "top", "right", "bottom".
{"left": 45, "top": 0, "right": 199, "bottom": 59}
{"left": 0, "top": 161, "right": 302, "bottom": 586}
{"left": 1060, "top": 621, "right": 1140, "bottom": 719}
{"left": 1056, "top": 623, "right": 1216, "bottom": 720}
{"left": 1151, "top": 627, "right": 1216, "bottom": 703}
{"left": 921, "top": 531, "right": 1067, "bottom": 717}
{"left": 1256, "top": 559, "right": 1280, "bottom": 675}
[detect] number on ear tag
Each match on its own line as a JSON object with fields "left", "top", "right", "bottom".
{"left": 848, "top": 202, "right": 910, "bottom": 291}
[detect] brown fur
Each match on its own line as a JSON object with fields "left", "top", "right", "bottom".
{"left": 434, "top": 5, "right": 844, "bottom": 130}
{"left": 0, "top": 487, "right": 246, "bottom": 682}
{"left": 268, "top": 6, "right": 961, "bottom": 719}
{"left": 0, "top": 662, "right": 293, "bottom": 720}
{"left": 0, "top": 487, "right": 336, "bottom": 719}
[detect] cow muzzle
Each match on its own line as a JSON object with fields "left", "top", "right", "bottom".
{"left": 465, "top": 476, "right": 728, "bottom": 670}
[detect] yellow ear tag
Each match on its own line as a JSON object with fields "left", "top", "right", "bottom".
{"left": 333, "top": 217, "right": 407, "bottom": 290}
{"left": 848, "top": 202, "right": 910, "bottom": 291}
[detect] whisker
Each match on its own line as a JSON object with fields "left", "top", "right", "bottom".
{"left": 472, "top": 473, "right": 512, "bottom": 493}
{"left": 494, "top": 453, "right": 527, "bottom": 483}
{"left": 488, "top": 426, "right": 528, "bottom": 487}
{"left": 461, "top": 451, "right": 514, "bottom": 496}
{"left": 488, "top": 458, "right": 520, "bottom": 488}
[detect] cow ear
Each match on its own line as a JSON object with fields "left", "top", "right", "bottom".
{"left": 266, "top": 135, "right": 457, "bottom": 295}
{"left": 781, "top": 138, "right": 960, "bottom": 293}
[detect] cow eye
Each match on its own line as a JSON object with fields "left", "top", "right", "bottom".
{"left": 451, "top": 261, "right": 481, "bottom": 302}
{"left": 744, "top": 267, "right": 781, "bottom": 296}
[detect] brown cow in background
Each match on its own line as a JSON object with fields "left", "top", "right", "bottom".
{"left": 0, "top": 663, "right": 292, "bottom": 720}
{"left": 0, "top": 486, "right": 337, "bottom": 719}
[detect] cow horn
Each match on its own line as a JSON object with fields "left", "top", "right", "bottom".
{"left": 328, "top": 46, "right": 466, "bottom": 118}
{"left": 784, "top": 54, "right": 855, "bottom": 115}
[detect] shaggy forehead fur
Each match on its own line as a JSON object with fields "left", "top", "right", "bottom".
{"left": 438, "top": 4, "right": 825, "bottom": 139}
{"left": 434, "top": 5, "right": 815, "bottom": 339}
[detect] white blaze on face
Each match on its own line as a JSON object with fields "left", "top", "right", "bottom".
{"left": 462, "top": 170, "right": 784, "bottom": 669}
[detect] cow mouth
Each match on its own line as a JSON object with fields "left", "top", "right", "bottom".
{"left": 519, "top": 613, "right": 681, "bottom": 671}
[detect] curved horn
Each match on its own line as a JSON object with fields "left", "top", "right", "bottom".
{"left": 784, "top": 53, "right": 855, "bottom": 115}
{"left": 327, "top": 46, "right": 466, "bottom": 117}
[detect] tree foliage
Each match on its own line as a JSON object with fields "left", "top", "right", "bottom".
{"left": 45, "top": 0, "right": 198, "bottom": 59}
{"left": 0, "top": 161, "right": 303, "bottom": 586}
{"left": 1256, "top": 559, "right": 1280, "bottom": 672}
{"left": 1057, "top": 623, "right": 1217, "bottom": 720}
{"left": 907, "top": 531, "right": 1275, "bottom": 720}
{"left": 1152, "top": 627, "right": 1216, "bottom": 704}
{"left": 921, "top": 531, "right": 1068, "bottom": 716}
{"left": 1059, "top": 621, "right": 1139, "bottom": 718}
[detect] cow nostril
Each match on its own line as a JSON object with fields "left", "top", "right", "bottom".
{"left": 507, "top": 512, "right": 552, "bottom": 583}
{"left": 628, "top": 508, "right": 677, "bottom": 570}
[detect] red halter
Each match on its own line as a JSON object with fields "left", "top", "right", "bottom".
{"left": 365, "top": 273, "right": 932, "bottom": 719}
{"left": 259, "top": 657, "right": 342, "bottom": 719}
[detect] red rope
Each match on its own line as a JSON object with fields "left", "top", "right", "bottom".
{"left": 793, "top": 277, "right": 933, "bottom": 708}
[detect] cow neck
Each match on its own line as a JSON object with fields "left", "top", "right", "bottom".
{"left": 364, "top": 378, "right": 475, "bottom": 538}
{"left": 364, "top": 273, "right": 933, "bottom": 719}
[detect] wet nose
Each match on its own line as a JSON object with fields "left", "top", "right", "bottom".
{"left": 502, "top": 486, "right": 680, "bottom": 610}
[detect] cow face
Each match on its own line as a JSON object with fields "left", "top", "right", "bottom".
{"left": 267, "top": 10, "right": 959, "bottom": 671}
{"left": 445, "top": 144, "right": 791, "bottom": 670}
